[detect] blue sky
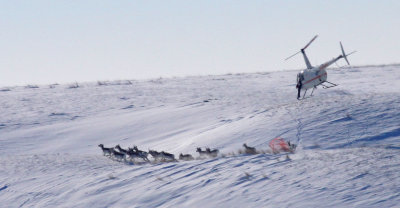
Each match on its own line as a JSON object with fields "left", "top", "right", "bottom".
{"left": 1, "top": 1, "right": 399, "bottom": 86}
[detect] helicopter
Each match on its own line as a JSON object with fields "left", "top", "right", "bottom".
{"left": 285, "top": 35, "right": 356, "bottom": 99}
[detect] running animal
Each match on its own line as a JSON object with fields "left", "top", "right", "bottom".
{"left": 206, "top": 148, "right": 219, "bottom": 157}
{"left": 133, "top": 146, "right": 149, "bottom": 158}
{"left": 98, "top": 144, "right": 113, "bottom": 156}
{"left": 243, "top": 143, "right": 257, "bottom": 154}
{"left": 149, "top": 150, "right": 176, "bottom": 162}
{"left": 125, "top": 148, "right": 147, "bottom": 162}
{"left": 110, "top": 148, "right": 125, "bottom": 161}
{"left": 115, "top": 144, "right": 129, "bottom": 154}
{"left": 126, "top": 148, "right": 141, "bottom": 160}
{"left": 179, "top": 153, "right": 194, "bottom": 161}
{"left": 132, "top": 146, "right": 149, "bottom": 162}
{"left": 196, "top": 147, "right": 209, "bottom": 157}
{"left": 161, "top": 151, "right": 176, "bottom": 162}
{"left": 149, "top": 150, "right": 163, "bottom": 162}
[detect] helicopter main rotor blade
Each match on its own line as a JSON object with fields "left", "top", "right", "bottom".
{"left": 285, "top": 50, "right": 301, "bottom": 61}
{"left": 285, "top": 35, "right": 318, "bottom": 61}
{"left": 346, "top": 51, "right": 357, "bottom": 56}
{"left": 302, "top": 35, "right": 318, "bottom": 50}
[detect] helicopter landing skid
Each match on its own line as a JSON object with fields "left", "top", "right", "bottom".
{"left": 321, "top": 81, "right": 338, "bottom": 89}
{"left": 298, "top": 81, "right": 338, "bottom": 99}
{"left": 297, "top": 87, "right": 316, "bottom": 100}
{"left": 298, "top": 95, "right": 313, "bottom": 100}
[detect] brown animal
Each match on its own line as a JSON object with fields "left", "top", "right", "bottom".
{"left": 243, "top": 143, "right": 257, "bottom": 154}
{"left": 98, "top": 144, "right": 112, "bottom": 156}
{"left": 179, "top": 153, "right": 194, "bottom": 161}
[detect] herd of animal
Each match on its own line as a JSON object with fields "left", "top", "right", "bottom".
{"left": 98, "top": 143, "right": 260, "bottom": 164}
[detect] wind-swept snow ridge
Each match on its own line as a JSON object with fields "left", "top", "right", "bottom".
{"left": 0, "top": 66, "right": 399, "bottom": 207}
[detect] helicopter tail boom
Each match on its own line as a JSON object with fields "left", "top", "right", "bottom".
{"left": 318, "top": 42, "right": 356, "bottom": 70}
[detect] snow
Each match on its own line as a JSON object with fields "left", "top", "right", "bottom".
{"left": 1, "top": 65, "right": 399, "bottom": 207}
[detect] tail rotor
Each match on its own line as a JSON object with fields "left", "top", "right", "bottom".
{"left": 340, "top": 42, "right": 356, "bottom": 65}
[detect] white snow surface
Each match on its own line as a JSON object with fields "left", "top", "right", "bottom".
{"left": 1, "top": 66, "right": 400, "bottom": 207}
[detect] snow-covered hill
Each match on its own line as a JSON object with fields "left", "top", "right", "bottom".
{"left": 1, "top": 66, "right": 399, "bottom": 207}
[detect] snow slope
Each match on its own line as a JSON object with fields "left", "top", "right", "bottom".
{"left": 1, "top": 65, "right": 399, "bottom": 207}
